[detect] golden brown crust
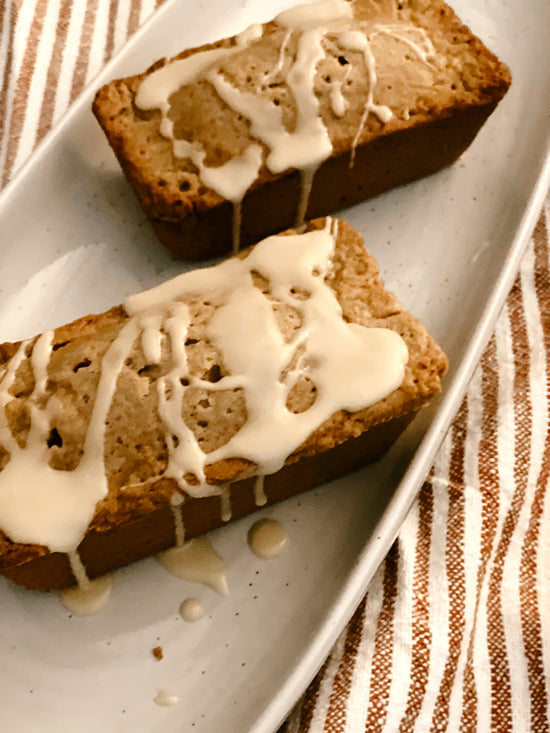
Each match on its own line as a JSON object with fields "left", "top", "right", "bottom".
{"left": 92, "top": 0, "right": 510, "bottom": 259}
{"left": 0, "top": 218, "right": 447, "bottom": 588}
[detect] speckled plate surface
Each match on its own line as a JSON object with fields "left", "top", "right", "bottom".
{"left": 0, "top": 1, "right": 549, "bottom": 732}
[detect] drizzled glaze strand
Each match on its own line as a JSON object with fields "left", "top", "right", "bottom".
{"left": 67, "top": 549, "right": 90, "bottom": 590}
{"left": 254, "top": 475, "right": 267, "bottom": 507}
{"left": 344, "top": 28, "right": 390, "bottom": 167}
{"left": 220, "top": 486, "right": 232, "bottom": 522}
{"left": 61, "top": 550, "right": 113, "bottom": 614}
{"left": 371, "top": 24, "right": 436, "bottom": 66}
{"left": 170, "top": 492, "right": 186, "bottom": 547}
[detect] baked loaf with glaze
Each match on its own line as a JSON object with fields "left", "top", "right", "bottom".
{"left": 0, "top": 218, "right": 447, "bottom": 591}
{"left": 93, "top": 0, "right": 510, "bottom": 260}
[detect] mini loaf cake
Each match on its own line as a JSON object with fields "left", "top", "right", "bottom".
{"left": 93, "top": 0, "right": 510, "bottom": 260}
{"left": 0, "top": 218, "right": 446, "bottom": 591}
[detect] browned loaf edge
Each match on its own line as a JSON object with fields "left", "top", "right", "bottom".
{"left": 0, "top": 219, "right": 448, "bottom": 591}
{"left": 92, "top": 0, "right": 511, "bottom": 260}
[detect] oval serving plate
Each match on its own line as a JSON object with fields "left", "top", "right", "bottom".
{"left": 0, "top": 1, "right": 549, "bottom": 732}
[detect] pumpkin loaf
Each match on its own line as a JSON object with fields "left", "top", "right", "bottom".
{"left": 0, "top": 218, "right": 447, "bottom": 591}
{"left": 93, "top": 0, "right": 511, "bottom": 259}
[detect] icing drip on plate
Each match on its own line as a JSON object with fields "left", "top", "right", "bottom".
{"left": 157, "top": 536, "right": 229, "bottom": 594}
{"left": 179, "top": 597, "right": 205, "bottom": 622}
{"left": 154, "top": 690, "right": 179, "bottom": 707}
{"left": 248, "top": 519, "right": 288, "bottom": 559}
{"left": 135, "top": 0, "right": 436, "bottom": 250}
{"left": 60, "top": 550, "right": 113, "bottom": 615}
{"left": 61, "top": 574, "right": 113, "bottom": 616}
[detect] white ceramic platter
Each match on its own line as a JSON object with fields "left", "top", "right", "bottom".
{"left": 0, "top": 1, "right": 549, "bottom": 731}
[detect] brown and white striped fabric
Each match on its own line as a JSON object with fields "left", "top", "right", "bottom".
{"left": 1, "top": 2, "right": 549, "bottom": 731}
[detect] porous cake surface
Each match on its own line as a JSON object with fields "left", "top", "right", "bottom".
{"left": 93, "top": 0, "right": 510, "bottom": 257}
{"left": 0, "top": 219, "right": 446, "bottom": 578}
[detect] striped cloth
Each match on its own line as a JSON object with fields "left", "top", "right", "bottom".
{"left": 1, "top": 2, "right": 548, "bottom": 732}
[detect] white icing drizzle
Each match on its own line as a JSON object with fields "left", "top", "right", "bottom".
{"left": 26, "top": 332, "right": 56, "bottom": 455}
{"left": 154, "top": 690, "right": 179, "bottom": 707}
{"left": 253, "top": 475, "right": 267, "bottom": 507}
{"left": 341, "top": 29, "right": 391, "bottom": 167}
{"left": 220, "top": 486, "right": 232, "bottom": 522}
{"left": 179, "top": 597, "right": 204, "bottom": 622}
{"left": 206, "top": 232, "right": 407, "bottom": 474}
{"left": 140, "top": 313, "right": 164, "bottom": 363}
{"left": 31, "top": 331, "right": 54, "bottom": 399}
{"left": 205, "top": 16, "right": 334, "bottom": 228}
{"left": 170, "top": 492, "right": 185, "bottom": 547}
{"left": 330, "top": 63, "right": 351, "bottom": 117}
{"left": 136, "top": 47, "right": 238, "bottom": 118}
{"left": 247, "top": 518, "right": 288, "bottom": 559}
{"left": 157, "top": 536, "right": 229, "bottom": 594}
{"left": 134, "top": 0, "right": 436, "bottom": 245}
{"left": 263, "top": 29, "right": 291, "bottom": 85}
{"left": 235, "top": 22, "right": 264, "bottom": 46}
{"left": 67, "top": 549, "right": 90, "bottom": 590}
{"left": 371, "top": 24, "right": 436, "bottom": 67}
{"left": 136, "top": 29, "right": 265, "bottom": 254}
{"left": 171, "top": 142, "right": 261, "bottom": 255}
{"left": 62, "top": 551, "right": 113, "bottom": 615}
{"left": 155, "top": 301, "right": 209, "bottom": 491}
{"left": 0, "top": 343, "right": 29, "bottom": 424}
{"left": 171, "top": 139, "right": 263, "bottom": 204}
{"left": 0, "top": 318, "right": 140, "bottom": 552}
{"left": 0, "top": 220, "right": 408, "bottom": 565}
